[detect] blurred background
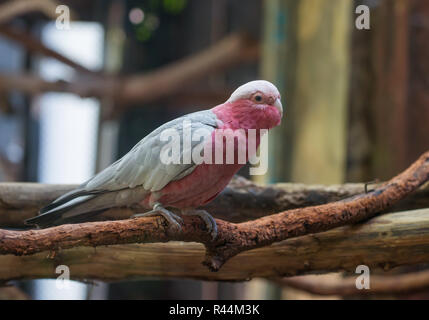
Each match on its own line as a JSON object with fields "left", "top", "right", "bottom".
{"left": 0, "top": 0, "right": 428, "bottom": 299}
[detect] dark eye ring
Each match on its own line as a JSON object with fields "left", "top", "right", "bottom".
{"left": 255, "top": 95, "right": 262, "bottom": 102}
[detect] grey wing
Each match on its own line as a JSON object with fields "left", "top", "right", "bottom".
{"left": 84, "top": 109, "right": 219, "bottom": 193}
{"left": 25, "top": 110, "right": 219, "bottom": 228}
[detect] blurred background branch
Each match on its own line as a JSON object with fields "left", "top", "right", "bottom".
{"left": 0, "top": 33, "right": 258, "bottom": 115}
{"left": 0, "top": 25, "right": 95, "bottom": 74}
{"left": 276, "top": 269, "right": 429, "bottom": 297}
{"left": 0, "top": 0, "right": 62, "bottom": 24}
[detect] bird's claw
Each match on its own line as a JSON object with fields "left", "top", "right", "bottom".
{"left": 132, "top": 204, "right": 183, "bottom": 230}
{"left": 182, "top": 209, "right": 218, "bottom": 240}
{"left": 133, "top": 205, "right": 217, "bottom": 239}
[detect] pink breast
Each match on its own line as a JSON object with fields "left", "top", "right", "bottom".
{"left": 147, "top": 163, "right": 242, "bottom": 208}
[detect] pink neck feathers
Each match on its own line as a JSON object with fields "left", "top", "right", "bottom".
{"left": 212, "top": 100, "right": 281, "bottom": 130}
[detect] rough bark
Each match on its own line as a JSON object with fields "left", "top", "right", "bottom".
{"left": 1, "top": 151, "right": 428, "bottom": 272}
{"left": 1, "top": 208, "right": 429, "bottom": 282}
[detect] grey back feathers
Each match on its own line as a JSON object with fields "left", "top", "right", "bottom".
{"left": 84, "top": 110, "right": 218, "bottom": 192}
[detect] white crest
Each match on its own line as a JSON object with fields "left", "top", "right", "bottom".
{"left": 227, "top": 80, "right": 280, "bottom": 103}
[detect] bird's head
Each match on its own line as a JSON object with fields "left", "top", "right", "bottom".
{"left": 227, "top": 80, "right": 283, "bottom": 118}
{"left": 212, "top": 80, "right": 283, "bottom": 130}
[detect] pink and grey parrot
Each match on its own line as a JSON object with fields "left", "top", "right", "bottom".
{"left": 26, "top": 80, "right": 283, "bottom": 238}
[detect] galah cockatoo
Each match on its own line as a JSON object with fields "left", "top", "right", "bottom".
{"left": 26, "top": 80, "right": 283, "bottom": 238}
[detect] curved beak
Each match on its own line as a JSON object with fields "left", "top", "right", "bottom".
{"left": 274, "top": 98, "right": 283, "bottom": 117}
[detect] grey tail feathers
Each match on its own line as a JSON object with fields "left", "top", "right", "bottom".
{"left": 38, "top": 188, "right": 102, "bottom": 214}
{"left": 25, "top": 189, "right": 108, "bottom": 228}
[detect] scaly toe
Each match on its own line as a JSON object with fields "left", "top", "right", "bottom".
{"left": 133, "top": 207, "right": 183, "bottom": 231}
{"left": 162, "top": 211, "right": 184, "bottom": 229}
{"left": 182, "top": 209, "right": 218, "bottom": 240}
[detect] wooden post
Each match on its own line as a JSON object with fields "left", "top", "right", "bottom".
{"left": 262, "top": 0, "right": 352, "bottom": 184}
{"left": 260, "top": 0, "right": 297, "bottom": 183}
{"left": 371, "top": 0, "right": 410, "bottom": 179}
{"left": 407, "top": 0, "right": 429, "bottom": 173}
{"left": 348, "top": 0, "right": 428, "bottom": 182}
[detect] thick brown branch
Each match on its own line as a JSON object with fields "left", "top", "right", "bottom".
{"left": 277, "top": 270, "right": 429, "bottom": 296}
{"left": 1, "top": 208, "right": 429, "bottom": 281}
{"left": 0, "top": 151, "right": 428, "bottom": 272}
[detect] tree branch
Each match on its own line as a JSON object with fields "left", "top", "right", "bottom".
{"left": 1, "top": 151, "right": 428, "bottom": 272}
{"left": 1, "top": 208, "right": 429, "bottom": 282}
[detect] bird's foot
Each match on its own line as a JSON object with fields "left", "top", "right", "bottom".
{"left": 182, "top": 209, "right": 217, "bottom": 240}
{"left": 132, "top": 203, "right": 183, "bottom": 230}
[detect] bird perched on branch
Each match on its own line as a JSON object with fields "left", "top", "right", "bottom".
{"left": 26, "top": 80, "right": 283, "bottom": 238}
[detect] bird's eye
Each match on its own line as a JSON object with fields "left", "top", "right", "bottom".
{"left": 252, "top": 93, "right": 264, "bottom": 103}
{"left": 251, "top": 92, "right": 265, "bottom": 104}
